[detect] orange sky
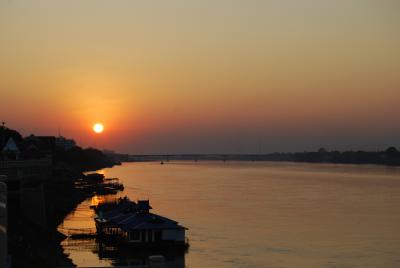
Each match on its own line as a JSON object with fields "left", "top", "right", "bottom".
{"left": 1, "top": 1, "right": 399, "bottom": 153}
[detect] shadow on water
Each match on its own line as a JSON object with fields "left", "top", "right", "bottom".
{"left": 63, "top": 237, "right": 186, "bottom": 267}
{"left": 59, "top": 192, "right": 188, "bottom": 267}
{"left": 97, "top": 240, "right": 186, "bottom": 267}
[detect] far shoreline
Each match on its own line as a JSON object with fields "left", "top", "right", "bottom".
{"left": 113, "top": 147, "right": 400, "bottom": 167}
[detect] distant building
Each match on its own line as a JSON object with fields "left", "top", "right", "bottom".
{"left": 0, "top": 135, "right": 53, "bottom": 180}
{"left": 55, "top": 136, "right": 76, "bottom": 150}
{"left": 20, "top": 135, "right": 56, "bottom": 158}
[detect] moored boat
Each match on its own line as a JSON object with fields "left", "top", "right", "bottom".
{"left": 93, "top": 198, "right": 188, "bottom": 249}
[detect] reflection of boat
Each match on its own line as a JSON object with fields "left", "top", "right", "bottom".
{"left": 94, "top": 198, "right": 188, "bottom": 250}
{"left": 62, "top": 235, "right": 186, "bottom": 268}
{"left": 94, "top": 238, "right": 186, "bottom": 268}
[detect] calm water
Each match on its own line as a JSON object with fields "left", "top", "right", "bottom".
{"left": 59, "top": 161, "right": 400, "bottom": 267}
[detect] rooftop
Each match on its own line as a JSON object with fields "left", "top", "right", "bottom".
{"left": 96, "top": 199, "right": 186, "bottom": 231}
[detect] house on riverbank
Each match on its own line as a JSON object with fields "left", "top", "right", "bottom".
{"left": 1, "top": 134, "right": 54, "bottom": 181}
{"left": 95, "top": 199, "right": 187, "bottom": 248}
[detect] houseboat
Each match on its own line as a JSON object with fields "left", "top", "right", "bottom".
{"left": 94, "top": 198, "right": 188, "bottom": 249}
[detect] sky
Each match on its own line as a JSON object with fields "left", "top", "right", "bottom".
{"left": 0, "top": 0, "right": 399, "bottom": 154}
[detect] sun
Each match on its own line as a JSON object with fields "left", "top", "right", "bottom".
{"left": 93, "top": 123, "right": 104, "bottom": 134}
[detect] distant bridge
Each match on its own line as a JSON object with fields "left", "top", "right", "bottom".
{"left": 127, "top": 154, "right": 270, "bottom": 162}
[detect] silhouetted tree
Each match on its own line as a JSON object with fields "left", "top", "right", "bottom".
{"left": 54, "top": 146, "right": 114, "bottom": 170}
{"left": 385, "top": 147, "right": 398, "bottom": 155}
{"left": 1, "top": 127, "right": 23, "bottom": 147}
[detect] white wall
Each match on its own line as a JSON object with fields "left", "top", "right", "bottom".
{"left": 0, "top": 182, "right": 7, "bottom": 268}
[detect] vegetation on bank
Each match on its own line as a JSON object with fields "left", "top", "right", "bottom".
{"left": 54, "top": 146, "right": 115, "bottom": 171}
{"left": 251, "top": 147, "right": 400, "bottom": 166}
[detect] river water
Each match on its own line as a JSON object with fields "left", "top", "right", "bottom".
{"left": 59, "top": 161, "right": 400, "bottom": 267}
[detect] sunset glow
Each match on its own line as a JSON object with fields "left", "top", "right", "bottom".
{"left": 93, "top": 123, "right": 104, "bottom": 134}
{"left": 2, "top": 2, "right": 400, "bottom": 267}
{"left": 0, "top": 1, "right": 399, "bottom": 153}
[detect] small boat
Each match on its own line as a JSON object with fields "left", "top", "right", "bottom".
{"left": 160, "top": 161, "right": 164, "bottom": 165}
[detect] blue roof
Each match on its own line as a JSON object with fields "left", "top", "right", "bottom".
{"left": 102, "top": 210, "right": 186, "bottom": 231}
{"left": 117, "top": 213, "right": 185, "bottom": 231}
{"left": 97, "top": 199, "right": 186, "bottom": 231}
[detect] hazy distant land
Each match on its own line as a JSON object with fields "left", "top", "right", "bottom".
{"left": 110, "top": 147, "right": 400, "bottom": 166}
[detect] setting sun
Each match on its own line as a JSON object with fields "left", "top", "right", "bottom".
{"left": 93, "top": 123, "right": 104, "bottom": 134}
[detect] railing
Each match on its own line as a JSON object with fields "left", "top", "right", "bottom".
{"left": 0, "top": 182, "right": 8, "bottom": 268}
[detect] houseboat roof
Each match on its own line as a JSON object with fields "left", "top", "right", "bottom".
{"left": 96, "top": 199, "right": 187, "bottom": 231}
{"left": 118, "top": 212, "right": 186, "bottom": 231}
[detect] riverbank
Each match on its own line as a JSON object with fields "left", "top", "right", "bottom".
{"left": 8, "top": 164, "right": 121, "bottom": 268}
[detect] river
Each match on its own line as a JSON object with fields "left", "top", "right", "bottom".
{"left": 58, "top": 161, "right": 400, "bottom": 267}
